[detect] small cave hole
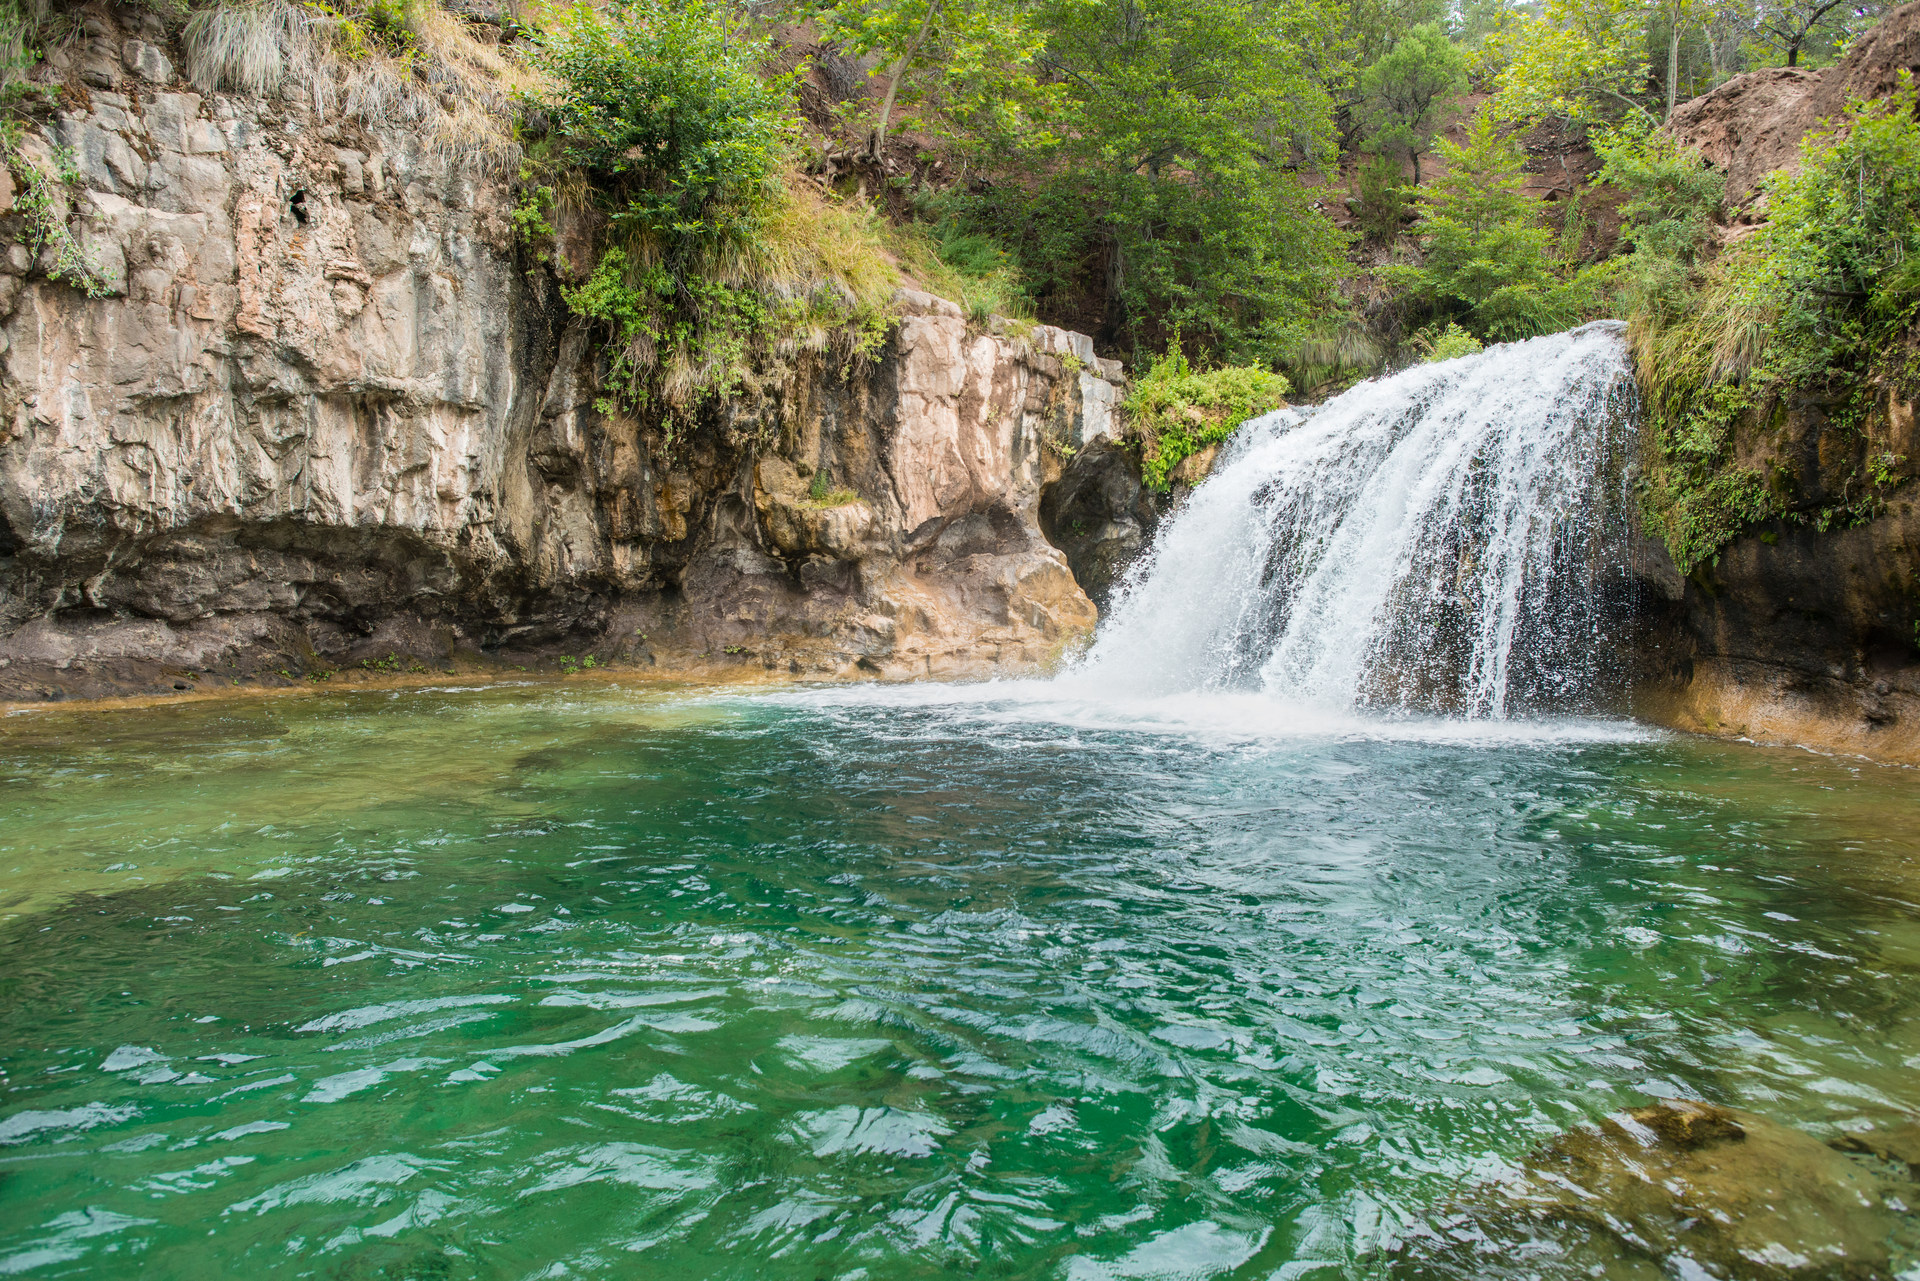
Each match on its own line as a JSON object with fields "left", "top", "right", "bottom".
{"left": 0, "top": 507, "right": 17, "bottom": 557}
{"left": 289, "top": 188, "right": 310, "bottom": 226}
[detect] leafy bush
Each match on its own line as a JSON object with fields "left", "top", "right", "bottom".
{"left": 532, "top": 0, "right": 789, "bottom": 254}
{"left": 1353, "top": 153, "right": 1410, "bottom": 245}
{"left": 1595, "top": 118, "right": 1725, "bottom": 325}
{"left": 1414, "top": 320, "right": 1483, "bottom": 362}
{"left": 528, "top": 0, "right": 897, "bottom": 420}
{"left": 1125, "top": 344, "right": 1290, "bottom": 489}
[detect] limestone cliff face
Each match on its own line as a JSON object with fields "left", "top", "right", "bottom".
{"left": 0, "top": 24, "right": 1116, "bottom": 699}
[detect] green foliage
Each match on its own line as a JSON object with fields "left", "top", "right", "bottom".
{"left": 530, "top": 0, "right": 789, "bottom": 255}
{"left": 1487, "top": 0, "right": 1655, "bottom": 125}
{"left": 1353, "top": 153, "right": 1410, "bottom": 245}
{"left": 1, "top": 0, "right": 52, "bottom": 106}
{"left": 1358, "top": 23, "right": 1468, "bottom": 185}
{"left": 1, "top": 122, "right": 111, "bottom": 297}
{"left": 811, "top": 0, "right": 1057, "bottom": 156}
{"left": 1595, "top": 117, "right": 1724, "bottom": 322}
{"left": 527, "top": 0, "right": 899, "bottom": 422}
{"left": 807, "top": 469, "right": 860, "bottom": 505}
{"left": 510, "top": 177, "right": 556, "bottom": 251}
{"left": 1747, "top": 81, "right": 1920, "bottom": 388}
{"left": 1341, "top": 0, "right": 1448, "bottom": 72}
{"left": 1125, "top": 343, "right": 1290, "bottom": 489}
{"left": 1414, "top": 320, "right": 1484, "bottom": 361}
{"left": 885, "top": 215, "right": 1031, "bottom": 323}
{"left": 1623, "top": 79, "right": 1920, "bottom": 571}
{"left": 1387, "top": 111, "right": 1601, "bottom": 341}
{"left": 957, "top": 0, "right": 1350, "bottom": 365}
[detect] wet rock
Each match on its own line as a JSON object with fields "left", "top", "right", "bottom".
{"left": 1402, "top": 1100, "right": 1920, "bottom": 1280}
{"left": 1039, "top": 440, "right": 1219, "bottom": 611}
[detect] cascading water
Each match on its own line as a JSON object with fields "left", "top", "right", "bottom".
{"left": 1078, "top": 321, "right": 1639, "bottom": 718}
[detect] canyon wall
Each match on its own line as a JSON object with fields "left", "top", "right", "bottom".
{"left": 0, "top": 13, "right": 1120, "bottom": 700}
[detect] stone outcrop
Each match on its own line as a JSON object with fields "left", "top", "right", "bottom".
{"left": 0, "top": 16, "right": 1118, "bottom": 700}
{"left": 1628, "top": 7, "right": 1920, "bottom": 763}
{"left": 1038, "top": 440, "right": 1223, "bottom": 611}
{"left": 1669, "top": 1, "right": 1920, "bottom": 210}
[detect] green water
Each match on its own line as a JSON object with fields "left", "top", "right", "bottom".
{"left": 1, "top": 680, "right": 1917, "bottom": 1279}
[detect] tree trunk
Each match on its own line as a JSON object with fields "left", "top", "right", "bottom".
{"left": 1411, "top": 150, "right": 1422, "bottom": 186}
{"left": 1666, "top": 24, "right": 1681, "bottom": 118}
{"left": 1787, "top": 41, "right": 1800, "bottom": 66}
{"left": 871, "top": 1, "right": 939, "bottom": 159}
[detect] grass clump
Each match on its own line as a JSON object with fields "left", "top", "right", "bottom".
{"left": 807, "top": 470, "right": 860, "bottom": 506}
{"left": 1126, "top": 343, "right": 1289, "bottom": 490}
{"left": 1617, "top": 78, "right": 1920, "bottom": 572}
{"left": 180, "top": 0, "right": 532, "bottom": 166}
{"left": 883, "top": 218, "right": 1032, "bottom": 326}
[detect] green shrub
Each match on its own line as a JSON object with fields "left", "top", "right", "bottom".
{"left": 1125, "top": 344, "right": 1289, "bottom": 489}
{"left": 1353, "top": 153, "right": 1410, "bottom": 246}
{"left": 1624, "top": 78, "right": 1920, "bottom": 571}
{"left": 1415, "top": 320, "right": 1483, "bottom": 362}
{"left": 0, "top": 122, "right": 110, "bottom": 296}
{"left": 528, "top": 0, "right": 902, "bottom": 421}
{"left": 531, "top": 0, "right": 789, "bottom": 255}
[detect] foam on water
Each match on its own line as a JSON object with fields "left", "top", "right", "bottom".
{"left": 747, "top": 678, "right": 1660, "bottom": 747}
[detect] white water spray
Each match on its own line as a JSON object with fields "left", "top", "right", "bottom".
{"left": 1078, "top": 322, "right": 1638, "bottom": 719}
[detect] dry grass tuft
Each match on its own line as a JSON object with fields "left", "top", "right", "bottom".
{"left": 183, "top": 0, "right": 329, "bottom": 106}
{"left": 182, "top": 0, "right": 542, "bottom": 173}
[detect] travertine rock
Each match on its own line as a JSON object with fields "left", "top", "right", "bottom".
{"left": 0, "top": 21, "right": 1109, "bottom": 700}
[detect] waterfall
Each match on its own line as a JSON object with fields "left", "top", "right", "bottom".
{"left": 1077, "top": 322, "right": 1638, "bottom": 719}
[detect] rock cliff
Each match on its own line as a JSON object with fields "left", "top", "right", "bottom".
{"left": 1631, "top": 5, "right": 1920, "bottom": 764}
{"left": 0, "top": 14, "right": 1120, "bottom": 700}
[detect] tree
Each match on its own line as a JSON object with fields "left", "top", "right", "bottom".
{"left": 813, "top": 0, "right": 1053, "bottom": 157}
{"left": 1389, "top": 111, "right": 1597, "bottom": 340}
{"left": 1339, "top": 0, "right": 1447, "bottom": 78}
{"left": 968, "top": 0, "right": 1350, "bottom": 362}
{"left": 1758, "top": 0, "right": 1873, "bottom": 65}
{"left": 1358, "top": 22, "right": 1468, "bottom": 184}
{"left": 1653, "top": 0, "right": 1716, "bottom": 116}
{"left": 1488, "top": 0, "right": 1655, "bottom": 124}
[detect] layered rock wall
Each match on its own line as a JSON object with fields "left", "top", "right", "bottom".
{"left": 0, "top": 18, "right": 1116, "bottom": 699}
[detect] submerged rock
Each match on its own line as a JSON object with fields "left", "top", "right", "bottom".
{"left": 1394, "top": 1100, "right": 1920, "bottom": 1280}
